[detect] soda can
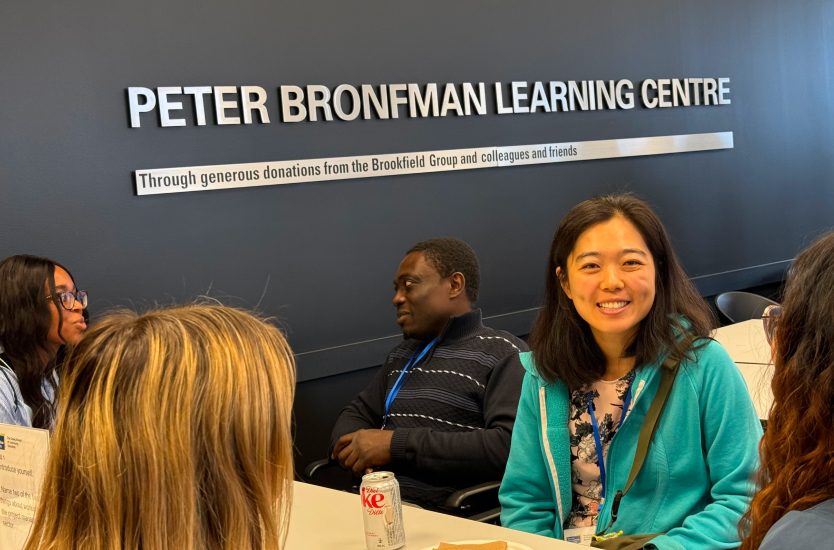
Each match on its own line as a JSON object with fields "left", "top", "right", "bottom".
{"left": 360, "top": 471, "right": 405, "bottom": 550}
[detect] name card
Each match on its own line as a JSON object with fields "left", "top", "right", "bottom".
{"left": 0, "top": 424, "right": 49, "bottom": 550}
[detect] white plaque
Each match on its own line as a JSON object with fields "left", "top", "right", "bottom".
{"left": 0, "top": 425, "right": 49, "bottom": 550}
{"left": 134, "top": 132, "right": 734, "bottom": 196}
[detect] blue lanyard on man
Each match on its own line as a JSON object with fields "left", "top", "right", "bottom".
{"left": 382, "top": 337, "right": 440, "bottom": 429}
{"left": 587, "top": 380, "right": 634, "bottom": 508}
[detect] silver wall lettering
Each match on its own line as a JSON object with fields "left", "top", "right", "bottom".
{"left": 158, "top": 87, "right": 186, "bottom": 127}
{"left": 213, "top": 86, "right": 240, "bottom": 125}
{"left": 511, "top": 82, "right": 529, "bottom": 113}
{"left": 281, "top": 86, "right": 307, "bottom": 122}
{"left": 128, "top": 87, "right": 157, "bottom": 128}
{"left": 642, "top": 79, "right": 658, "bottom": 108}
{"left": 183, "top": 86, "right": 212, "bottom": 125}
{"left": 241, "top": 86, "right": 270, "bottom": 124}
{"left": 334, "top": 84, "right": 361, "bottom": 120}
{"left": 718, "top": 78, "right": 732, "bottom": 104}
{"left": 306, "top": 85, "right": 333, "bottom": 122}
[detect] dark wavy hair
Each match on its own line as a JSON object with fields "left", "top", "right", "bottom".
{"left": 0, "top": 255, "right": 77, "bottom": 428}
{"left": 740, "top": 231, "right": 834, "bottom": 550}
{"left": 528, "top": 194, "right": 714, "bottom": 388}
{"left": 408, "top": 237, "right": 480, "bottom": 302}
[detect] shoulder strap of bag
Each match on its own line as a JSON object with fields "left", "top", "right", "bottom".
{"left": 598, "top": 335, "right": 696, "bottom": 535}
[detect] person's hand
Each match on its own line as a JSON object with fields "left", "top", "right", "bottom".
{"left": 331, "top": 429, "right": 394, "bottom": 476}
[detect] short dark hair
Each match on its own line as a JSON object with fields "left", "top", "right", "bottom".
{"left": 407, "top": 238, "right": 480, "bottom": 303}
{"left": 528, "top": 193, "right": 714, "bottom": 389}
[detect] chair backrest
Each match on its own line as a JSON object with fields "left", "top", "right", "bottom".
{"left": 715, "top": 291, "right": 779, "bottom": 324}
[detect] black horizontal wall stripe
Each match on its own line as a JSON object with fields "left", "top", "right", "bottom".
{"left": 297, "top": 262, "right": 790, "bottom": 382}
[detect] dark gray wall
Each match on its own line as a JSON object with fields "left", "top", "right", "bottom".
{"left": 295, "top": 364, "right": 381, "bottom": 478}
{"left": 1, "top": 0, "right": 832, "bottom": 387}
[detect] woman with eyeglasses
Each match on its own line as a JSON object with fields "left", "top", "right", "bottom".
{"left": 0, "top": 255, "right": 88, "bottom": 429}
{"left": 740, "top": 232, "right": 834, "bottom": 549}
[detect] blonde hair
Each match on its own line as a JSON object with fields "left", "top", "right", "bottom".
{"left": 24, "top": 304, "right": 296, "bottom": 550}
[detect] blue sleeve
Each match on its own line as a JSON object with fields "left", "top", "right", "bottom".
{"left": 0, "top": 373, "right": 21, "bottom": 426}
{"left": 652, "top": 341, "right": 763, "bottom": 550}
{"left": 499, "top": 372, "right": 558, "bottom": 538}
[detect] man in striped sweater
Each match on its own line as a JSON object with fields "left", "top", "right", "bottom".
{"left": 330, "top": 238, "right": 528, "bottom": 509}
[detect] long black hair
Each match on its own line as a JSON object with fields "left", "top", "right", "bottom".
{"left": 0, "top": 255, "right": 77, "bottom": 428}
{"left": 528, "top": 194, "right": 714, "bottom": 389}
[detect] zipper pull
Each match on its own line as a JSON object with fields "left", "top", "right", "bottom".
{"left": 610, "top": 490, "right": 624, "bottom": 522}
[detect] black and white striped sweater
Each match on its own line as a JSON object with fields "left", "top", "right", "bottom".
{"left": 329, "top": 309, "right": 528, "bottom": 508}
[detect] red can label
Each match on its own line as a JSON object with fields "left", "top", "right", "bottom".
{"left": 362, "top": 486, "right": 386, "bottom": 513}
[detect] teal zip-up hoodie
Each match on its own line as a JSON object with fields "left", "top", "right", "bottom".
{"left": 499, "top": 339, "right": 763, "bottom": 550}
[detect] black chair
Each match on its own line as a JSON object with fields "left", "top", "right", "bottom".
{"left": 303, "top": 459, "right": 501, "bottom": 523}
{"left": 715, "top": 291, "right": 779, "bottom": 324}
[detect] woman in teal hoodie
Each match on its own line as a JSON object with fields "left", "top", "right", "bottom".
{"left": 499, "top": 194, "right": 762, "bottom": 550}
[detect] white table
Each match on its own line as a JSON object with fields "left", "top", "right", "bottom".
{"left": 286, "top": 481, "right": 576, "bottom": 550}
{"left": 712, "top": 319, "right": 771, "bottom": 365}
{"left": 711, "top": 319, "right": 773, "bottom": 420}
{"left": 287, "top": 321, "right": 774, "bottom": 550}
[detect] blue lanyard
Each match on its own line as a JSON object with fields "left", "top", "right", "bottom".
{"left": 587, "top": 381, "right": 633, "bottom": 506}
{"left": 382, "top": 337, "right": 439, "bottom": 428}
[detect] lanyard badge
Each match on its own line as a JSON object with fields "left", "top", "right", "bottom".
{"left": 586, "top": 380, "right": 633, "bottom": 509}
{"left": 382, "top": 337, "right": 439, "bottom": 428}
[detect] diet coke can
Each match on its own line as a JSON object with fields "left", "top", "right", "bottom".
{"left": 360, "top": 471, "right": 405, "bottom": 549}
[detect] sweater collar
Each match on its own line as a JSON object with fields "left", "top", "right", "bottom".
{"left": 437, "top": 308, "right": 484, "bottom": 344}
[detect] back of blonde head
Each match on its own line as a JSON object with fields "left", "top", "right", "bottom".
{"left": 25, "top": 304, "right": 296, "bottom": 550}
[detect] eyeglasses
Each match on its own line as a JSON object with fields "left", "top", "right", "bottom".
{"left": 46, "top": 290, "right": 88, "bottom": 311}
{"left": 762, "top": 304, "right": 781, "bottom": 346}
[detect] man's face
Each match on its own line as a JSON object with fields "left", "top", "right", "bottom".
{"left": 393, "top": 252, "right": 453, "bottom": 341}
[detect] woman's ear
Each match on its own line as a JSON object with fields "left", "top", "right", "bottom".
{"left": 556, "top": 266, "right": 572, "bottom": 300}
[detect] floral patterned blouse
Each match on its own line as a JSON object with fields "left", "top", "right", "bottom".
{"left": 565, "top": 369, "right": 636, "bottom": 529}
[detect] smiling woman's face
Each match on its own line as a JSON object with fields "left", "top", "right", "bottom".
{"left": 560, "top": 216, "right": 656, "bottom": 347}
{"left": 46, "top": 266, "right": 87, "bottom": 351}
